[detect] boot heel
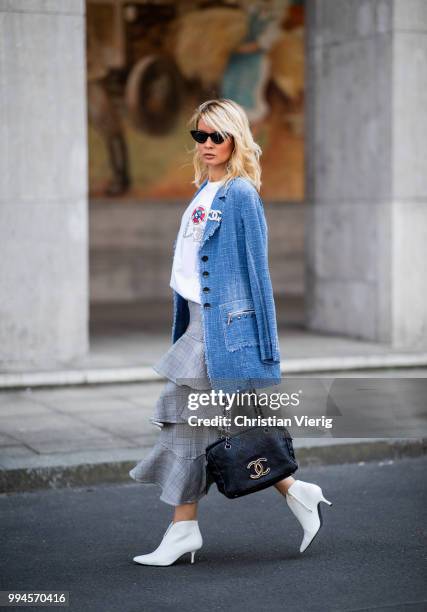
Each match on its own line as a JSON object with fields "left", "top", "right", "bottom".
{"left": 133, "top": 520, "right": 203, "bottom": 566}
{"left": 286, "top": 480, "right": 333, "bottom": 553}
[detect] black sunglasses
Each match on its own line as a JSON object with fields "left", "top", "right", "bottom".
{"left": 190, "top": 130, "right": 229, "bottom": 145}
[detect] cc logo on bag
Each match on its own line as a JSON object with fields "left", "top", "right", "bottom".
{"left": 247, "top": 457, "right": 270, "bottom": 479}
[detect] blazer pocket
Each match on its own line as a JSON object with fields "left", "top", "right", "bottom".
{"left": 219, "top": 299, "right": 260, "bottom": 352}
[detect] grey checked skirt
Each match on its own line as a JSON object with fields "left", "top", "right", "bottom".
{"left": 129, "top": 298, "right": 252, "bottom": 507}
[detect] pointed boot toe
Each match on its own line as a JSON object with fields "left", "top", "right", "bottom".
{"left": 285, "top": 480, "right": 333, "bottom": 553}
{"left": 132, "top": 520, "right": 203, "bottom": 566}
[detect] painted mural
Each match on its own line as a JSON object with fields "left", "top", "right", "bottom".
{"left": 87, "top": 0, "right": 305, "bottom": 201}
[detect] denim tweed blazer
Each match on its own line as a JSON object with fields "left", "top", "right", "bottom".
{"left": 171, "top": 176, "right": 282, "bottom": 394}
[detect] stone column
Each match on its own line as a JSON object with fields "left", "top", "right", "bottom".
{"left": 305, "top": 0, "right": 427, "bottom": 348}
{"left": 0, "top": 0, "right": 88, "bottom": 367}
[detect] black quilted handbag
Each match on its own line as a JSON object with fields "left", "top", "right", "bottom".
{"left": 205, "top": 390, "right": 298, "bottom": 499}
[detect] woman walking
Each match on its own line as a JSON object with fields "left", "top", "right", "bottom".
{"left": 129, "top": 99, "right": 332, "bottom": 566}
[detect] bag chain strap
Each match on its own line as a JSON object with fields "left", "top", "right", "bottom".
{"left": 217, "top": 388, "right": 266, "bottom": 447}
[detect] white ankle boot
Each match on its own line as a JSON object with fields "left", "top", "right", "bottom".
{"left": 133, "top": 520, "right": 203, "bottom": 566}
{"left": 285, "top": 480, "right": 333, "bottom": 553}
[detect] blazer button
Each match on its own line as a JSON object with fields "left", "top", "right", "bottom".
{"left": 203, "top": 287, "right": 210, "bottom": 293}
{"left": 203, "top": 302, "right": 211, "bottom": 308}
{"left": 201, "top": 255, "right": 208, "bottom": 261}
{"left": 202, "top": 271, "right": 209, "bottom": 277}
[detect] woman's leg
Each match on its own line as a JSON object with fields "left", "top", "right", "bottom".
{"left": 274, "top": 476, "right": 296, "bottom": 496}
{"left": 173, "top": 501, "right": 199, "bottom": 523}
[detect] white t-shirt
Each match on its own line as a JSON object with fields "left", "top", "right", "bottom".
{"left": 170, "top": 179, "right": 224, "bottom": 304}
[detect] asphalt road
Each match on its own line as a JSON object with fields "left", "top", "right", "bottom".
{"left": 1, "top": 457, "right": 426, "bottom": 612}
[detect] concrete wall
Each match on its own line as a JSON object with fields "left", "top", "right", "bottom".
{"left": 392, "top": 0, "right": 427, "bottom": 347}
{"left": 305, "top": 0, "right": 427, "bottom": 348}
{"left": 0, "top": 0, "right": 88, "bottom": 367}
{"left": 3, "top": 0, "right": 425, "bottom": 370}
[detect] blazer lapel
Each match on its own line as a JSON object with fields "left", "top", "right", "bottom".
{"left": 199, "top": 179, "right": 232, "bottom": 249}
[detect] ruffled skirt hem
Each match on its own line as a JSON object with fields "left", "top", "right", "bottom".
{"left": 129, "top": 298, "right": 221, "bottom": 503}
{"left": 129, "top": 432, "right": 217, "bottom": 506}
{"left": 129, "top": 299, "right": 260, "bottom": 505}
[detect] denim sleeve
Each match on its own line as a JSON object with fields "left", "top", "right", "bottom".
{"left": 240, "top": 189, "right": 281, "bottom": 363}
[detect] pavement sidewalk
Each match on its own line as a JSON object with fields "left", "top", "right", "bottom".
{"left": 1, "top": 303, "right": 427, "bottom": 492}
{"left": 0, "top": 374, "right": 425, "bottom": 493}
{"left": 2, "top": 315, "right": 427, "bottom": 388}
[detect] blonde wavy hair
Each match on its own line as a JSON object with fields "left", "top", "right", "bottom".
{"left": 187, "top": 98, "right": 262, "bottom": 192}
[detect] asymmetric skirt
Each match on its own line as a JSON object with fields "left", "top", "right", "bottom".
{"left": 128, "top": 298, "right": 244, "bottom": 506}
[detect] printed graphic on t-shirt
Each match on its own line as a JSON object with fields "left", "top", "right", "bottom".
{"left": 183, "top": 205, "right": 207, "bottom": 243}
